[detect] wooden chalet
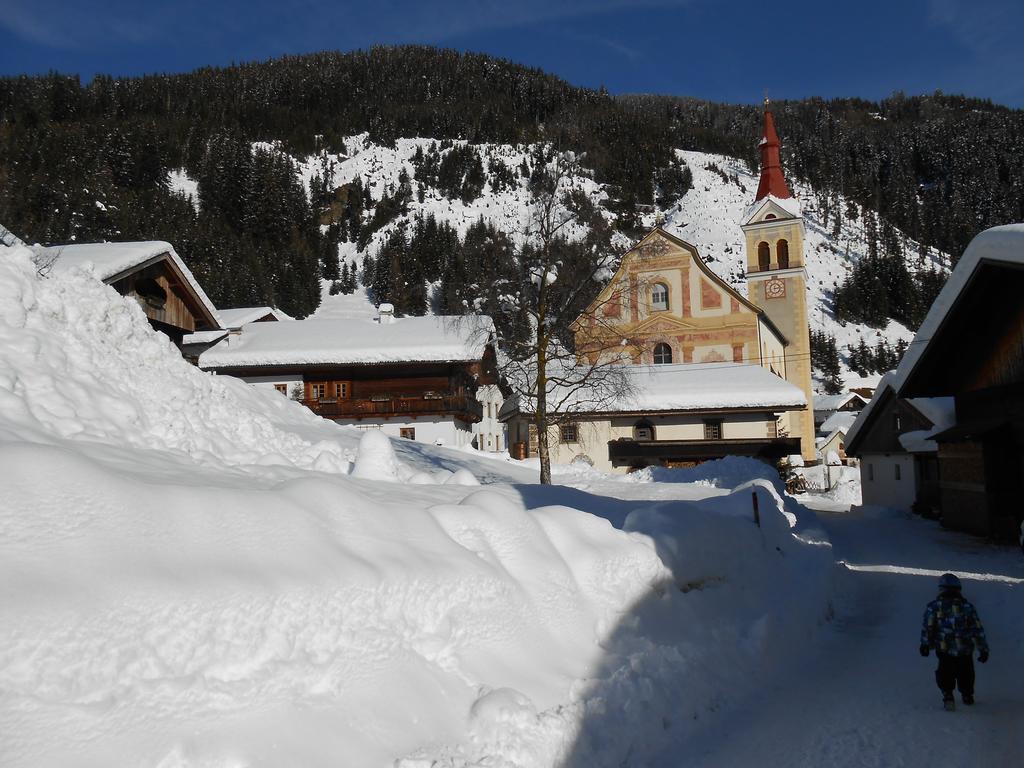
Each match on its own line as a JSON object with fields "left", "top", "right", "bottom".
{"left": 34, "top": 241, "right": 221, "bottom": 347}
{"left": 199, "top": 306, "right": 497, "bottom": 447}
{"left": 894, "top": 224, "right": 1024, "bottom": 539}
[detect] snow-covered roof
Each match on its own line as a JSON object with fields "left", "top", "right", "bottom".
{"left": 814, "top": 392, "right": 867, "bottom": 413}
{"left": 844, "top": 372, "right": 896, "bottom": 451}
{"left": 741, "top": 194, "right": 802, "bottom": 226}
{"left": 505, "top": 362, "right": 806, "bottom": 417}
{"left": 819, "top": 411, "right": 858, "bottom": 436}
{"left": 907, "top": 397, "right": 956, "bottom": 431}
{"left": 182, "top": 329, "right": 229, "bottom": 346}
{"left": 846, "top": 372, "right": 957, "bottom": 455}
{"left": 897, "top": 397, "right": 957, "bottom": 453}
{"left": 199, "top": 314, "right": 495, "bottom": 369}
{"left": 898, "top": 430, "right": 938, "bottom": 454}
{"left": 896, "top": 224, "right": 1024, "bottom": 396}
{"left": 217, "top": 306, "right": 292, "bottom": 328}
{"left": 817, "top": 428, "right": 846, "bottom": 450}
{"left": 32, "top": 240, "right": 221, "bottom": 329}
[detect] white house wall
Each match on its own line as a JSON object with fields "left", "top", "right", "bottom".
{"left": 343, "top": 416, "right": 474, "bottom": 448}
{"left": 859, "top": 452, "right": 917, "bottom": 511}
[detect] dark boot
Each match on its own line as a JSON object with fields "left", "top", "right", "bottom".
{"left": 943, "top": 696, "right": 956, "bottom": 712}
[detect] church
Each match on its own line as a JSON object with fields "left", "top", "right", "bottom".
{"left": 502, "top": 105, "right": 817, "bottom": 471}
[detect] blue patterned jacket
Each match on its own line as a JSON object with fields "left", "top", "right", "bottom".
{"left": 920, "top": 593, "right": 989, "bottom": 656}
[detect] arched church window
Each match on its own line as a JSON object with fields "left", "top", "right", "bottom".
{"left": 757, "top": 242, "right": 771, "bottom": 271}
{"left": 651, "top": 282, "right": 669, "bottom": 311}
{"left": 633, "top": 420, "right": 655, "bottom": 441}
{"left": 777, "top": 239, "right": 790, "bottom": 269}
{"left": 653, "top": 342, "right": 673, "bottom": 365}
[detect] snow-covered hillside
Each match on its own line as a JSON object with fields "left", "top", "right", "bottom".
{"left": 177, "top": 135, "right": 948, "bottom": 389}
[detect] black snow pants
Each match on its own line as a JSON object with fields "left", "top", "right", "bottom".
{"left": 935, "top": 653, "right": 975, "bottom": 697}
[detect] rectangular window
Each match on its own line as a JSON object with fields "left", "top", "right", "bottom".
{"left": 400, "top": 427, "right": 416, "bottom": 440}
{"left": 559, "top": 424, "right": 579, "bottom": 443}
{"left": 703, "top": 420, "right": 722, "bottom": 440}
{"left": 274, "top": 384, "right": 288, "bottom": 395}
{"left": 895, "top": 463, "right": 901, "bottom": 481}
{"left": 868, "top": 463, "right": 874, "bottom": 481}
{"left": 894, "top": 413, "right": 902, "bottom": 431}
{"left": 651, "top": 284, "right": 669, "bottom": 311}
{"left": 335, "top": 381, "right": 349, "bottom": 399}
{"left": 311, "top": 383, "right": 326, "bottom": 400}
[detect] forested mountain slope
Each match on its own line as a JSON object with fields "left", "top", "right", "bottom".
{"left": 1, "top": 45, "right": 1019, "bottom": 383}
{"left": 208, "top": 133, "right": 940, "bottom": 391}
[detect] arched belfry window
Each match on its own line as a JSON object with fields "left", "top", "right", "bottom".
{"left": 651, "top": 282, "right": 669, "bottom": 311}
{"left": 757, "top": 241, "right": 771, "bottom": 271}
{"left": 653, "top": 342, "right": 673, "bottom": 365}
{"left": 777, "top": 239, "right": 790, "bottom": 269}
{"left": 633, "top": 420, "right": 655, "bottom": 441}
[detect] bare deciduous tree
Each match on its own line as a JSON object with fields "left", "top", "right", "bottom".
{"left": 493, "top": 151, "right": 638, "bottom": 484}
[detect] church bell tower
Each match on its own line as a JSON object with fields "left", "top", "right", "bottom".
{"left": 741, "top": 102, "right": 816, "bottom": 461}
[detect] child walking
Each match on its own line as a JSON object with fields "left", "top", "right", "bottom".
{"left": 919, "top": 573, "right": 989, "bottom": 711}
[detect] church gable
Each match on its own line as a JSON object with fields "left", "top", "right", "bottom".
{"left": 741, "top": 196, "right": 801, "bottom": 226}
{"left": 584, "top": 227, "right": 753, "bottom": 328}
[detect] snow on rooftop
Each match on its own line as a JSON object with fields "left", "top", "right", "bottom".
{"left": 32, "top": 240, "right": 221, "bottom": 328}
{"left": 217, "top": 306, "right": 292, "bottom": 328}
{"left": 896, "top": 223, "right": 1024, "bottom": 396}
{"left": 908, "top": 396, "right": 956, "bottom": 431}
{"left": 814, "top": 392, "right": 866, "bottom": 413}
{"left": 182, "top": 329, "right": 229, "bottom": 346}
{"left": 200, "top": 314, "right": 495, "bottom": 368}
{"left": 508, "top": 362, "right": 806, "bottom": 416}
{"left": 741, "top": 194, "right": 802, "bottom": 225}
{"left": 841, "top": 372, "right": 896, "bottom": 451}
{"left": 819, "top": 410, "right": 858, "bottom": 436}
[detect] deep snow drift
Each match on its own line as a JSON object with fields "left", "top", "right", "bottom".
{"left": 0, "top": 245, "right": 835, "bottom": 767}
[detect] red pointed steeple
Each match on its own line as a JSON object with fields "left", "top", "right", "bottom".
{"left": 755, "top": 101, "right": 792, "bottom": 201}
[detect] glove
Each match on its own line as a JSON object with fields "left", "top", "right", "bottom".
{"left": 978, "top": 650, "right": 989, "bottom": 663}
{"left": 919, "top": 644, "right": 930, "bottom": 657}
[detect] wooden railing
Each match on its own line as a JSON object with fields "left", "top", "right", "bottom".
{"left": 303, "top": 392, "right": 484, "bottom": 423}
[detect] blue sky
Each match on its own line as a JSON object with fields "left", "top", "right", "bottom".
{"left": 1, "top": 0, "right": 1021, "bottom": 107}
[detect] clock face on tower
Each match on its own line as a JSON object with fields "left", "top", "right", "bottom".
{"left": 765, "top": 278, "right": 786, "bottom": 300}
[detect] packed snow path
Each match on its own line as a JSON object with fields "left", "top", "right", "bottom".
{"left": 675, "top": 504, "right": 1024, "bottom": 768}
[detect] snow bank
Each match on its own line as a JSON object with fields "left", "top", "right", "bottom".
{"left": 0, "top": 438, "right": 670, "bottom": 767}
{"left": 0, "top": 244, "right": 349, "bottom": 473}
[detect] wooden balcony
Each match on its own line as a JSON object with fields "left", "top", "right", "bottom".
{"left": 303, "top": 392, "right": 484, "bottom": 423}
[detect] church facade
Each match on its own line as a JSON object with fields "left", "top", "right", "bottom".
{"left": 503, "top": 106, "right": 817, "bottom": 470}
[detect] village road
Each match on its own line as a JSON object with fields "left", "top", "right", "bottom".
{"left": 669, "top": 503, "right": 1024, "bottom": 768}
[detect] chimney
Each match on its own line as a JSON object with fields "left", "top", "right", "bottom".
{"left": 377, "top": 303, "right": 395, "bottom": 324}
